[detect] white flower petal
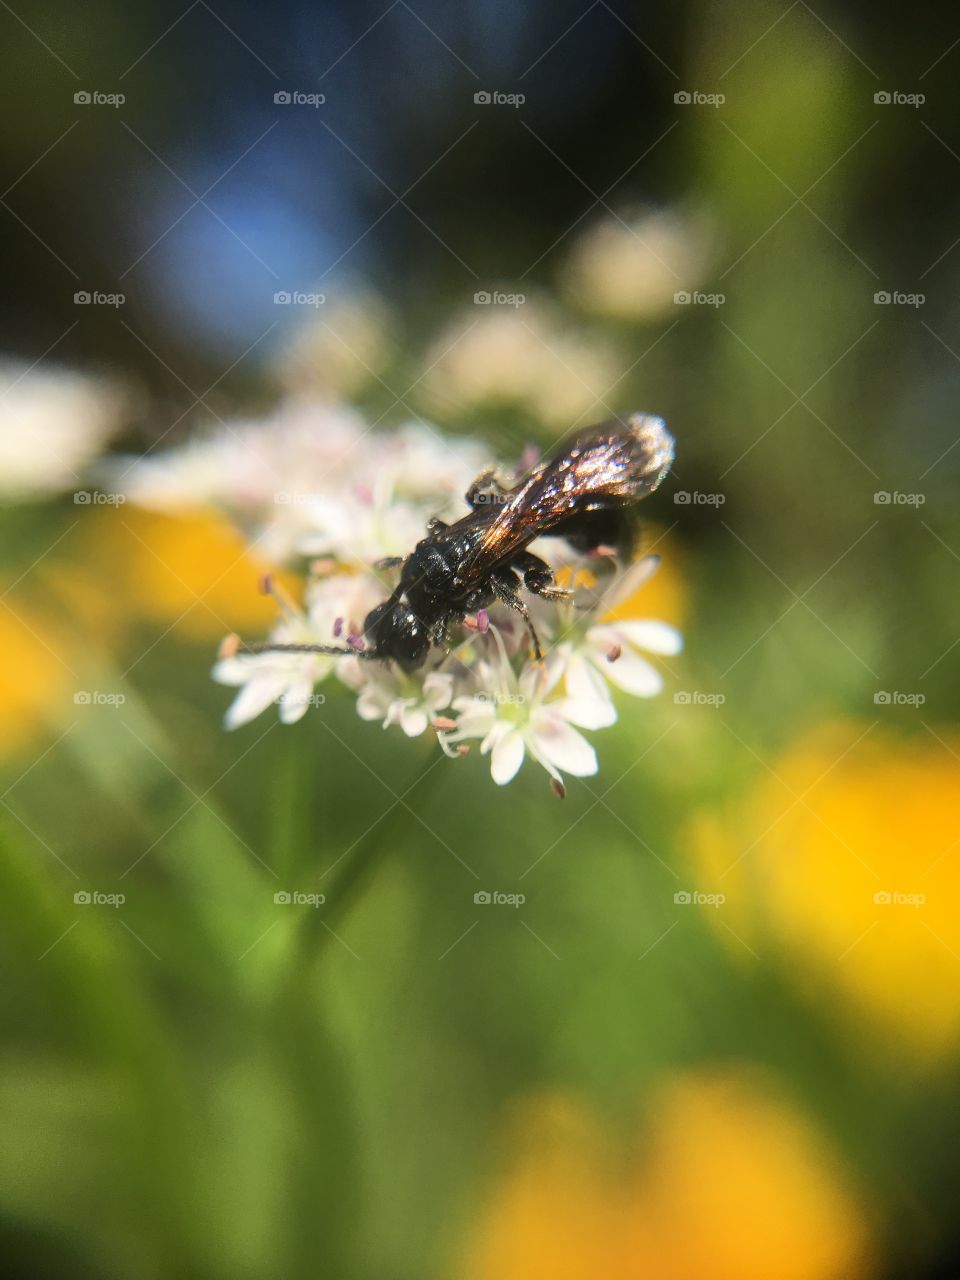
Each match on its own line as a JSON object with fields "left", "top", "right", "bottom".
{"left": 278, "top": 677, "right": 315, "bottom": 724}
{"left": 454, "top": 710, "right": 499, "bottom": 738}
{"left": 489, "top": 727, "right": 525, "bottom": 784}
{"left": 530, "top": 712, "right": 598, "bottom": 777}
{"left": 611, "top": 619, "right": 683, "bottom": 655}
{"left": 336, "top": 655, "right": 368, "bottom": 691}
{"left": 478, "top": 717, "right": 511, "bottom": 755}
{"left": 562, "top": 650, "right": 616, "bottom": 727}
{"left": 356, "top": 685, "right": 389, "bottom": 722}
{"left": 600, "top": 646, "right": 664, "bottom": 697}
{"left": 598, "top": 554, "right": 661, "bottom": 613}
{"left": 212, "top": 656, "right": 260, "bottom": 687}
{"left": 422, "top": 671, "right": 454, "bottom": 711}
{"left": 519, "top": 653, "right": 564, "bottom": 702}
{"left": 559, "top": 694, "right": 617, "bottom": 731}
{"left": 399, "top": 704, "right": 429, "bottom": 737}
{"left": 224, "top": 673, "right": 287, "bottom": 730}
{"left": 381, "top": 697, "right": 406, "bottom": 728}
{"left": 451, "top": 695, "right": 499, "bottom": 738}
{"left": 0, "top": 363, "right": 124, "bottom": 499}
{"left": 452, "top": 693, "right": 490, "bottom": 713}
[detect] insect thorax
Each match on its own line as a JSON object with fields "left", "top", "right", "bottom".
{"left": 400, "top": 541, "right": 458, "bottom": 616}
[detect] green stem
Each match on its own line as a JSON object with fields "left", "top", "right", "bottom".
{"left": 293, "top": 745, "right": 446, "bottom": 968}
{"left": 267, "top": 749, "right": 447, "bottom": 1271}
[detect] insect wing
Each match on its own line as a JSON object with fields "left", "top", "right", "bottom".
{"left": 454, "top": 414, "right": 674, "bottom": 584}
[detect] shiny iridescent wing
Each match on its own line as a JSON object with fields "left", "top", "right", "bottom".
{"left": 452, "top": 413, "right": 674, "bottom": 587}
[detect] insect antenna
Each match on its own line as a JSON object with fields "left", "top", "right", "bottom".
{"left": 218, "top": 574, "right": 382, "bottom": 660}
{"left": 219, "top": 635, "right": 380, "bottom": 660}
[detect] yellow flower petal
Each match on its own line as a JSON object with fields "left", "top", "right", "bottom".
{"left": 461, "top": 1071, "right": 871, "bottom": 1280}
{"left": 689, "top": 721, "right": 960, "bottom": 1059}
{"left": 106, "top": 507, "right": 299, "bottom": 639}
{"left": 0, "top": 605, "right": 70, "bottom": 759}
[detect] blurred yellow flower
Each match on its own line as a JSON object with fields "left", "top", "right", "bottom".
{"left": 689, "top": 723, "right": 960, "bottom": 1060}
{"left": 39, "top": 556, "right": 128, "bottom": 647}
{"left": 93, "top": 506, "right": 296, "bottom": 641}
{"left": 0, "top": 604, "right": 71, "bottom": 759}
{"left": 604, "top": 531, "right": 687, "bottom": 631}
{"left": 461, "top": 1070, "right": 872, "bottom": 1280}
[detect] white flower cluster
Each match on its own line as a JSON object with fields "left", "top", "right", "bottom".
{"left": 111, "top": 399, "right": 488, "bottom": 565}
{"left": 0, "top": 362, "right": 126, "bottom": 500}
{"left": 144, "top": 406, "right": 686, "bottom": 794}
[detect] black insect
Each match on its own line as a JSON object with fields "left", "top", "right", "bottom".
{"left": 241, "top": 413, "right": 674, "bottom": 671}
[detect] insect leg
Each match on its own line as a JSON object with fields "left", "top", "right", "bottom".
{"left": 426, "top": 517, "right": 450, "bottom": 535}
{"left": 514, "top": 551, "right": 573, "bottom": 603}
{"left": 429, "top": 613, "right": 452, "bottom": 654}
{"left": 373, "top": 555, "right": 404, "bottom": 571}
{"left": 490, "top": 573, "right": 544, "bottom": 661}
